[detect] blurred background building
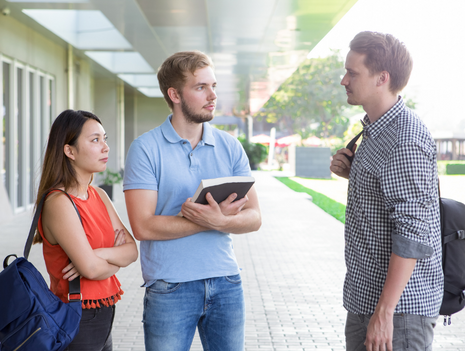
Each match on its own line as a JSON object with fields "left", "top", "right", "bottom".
{"left": 0, "top": 0, "right": 357, "bottom": 220}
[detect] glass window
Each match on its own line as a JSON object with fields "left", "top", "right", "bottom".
{"left": 2, "top": 64, "right": 55, "bottom": 212}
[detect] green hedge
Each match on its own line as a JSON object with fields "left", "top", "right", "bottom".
{"left": 446, "top": 163, "right": 465, "bottom": 175}
{"left": 275, "top": 177, "right": 346, "bottom": 223}
{"left": 437, "top": 161, "right": 465, "bottom": 175}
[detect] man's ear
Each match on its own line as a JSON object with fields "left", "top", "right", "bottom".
{"left": 167, "top": 87, "right": 181, "bottom": 105}
{"left": 64, "top": 144, "right": 75, "bottom": 160}
{"left": 377, "top": 71, "right": 390, "bottom": 87}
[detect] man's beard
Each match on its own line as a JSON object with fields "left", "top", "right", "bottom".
{"left": 180, "top": 97, "right": 214, "bottom": 124}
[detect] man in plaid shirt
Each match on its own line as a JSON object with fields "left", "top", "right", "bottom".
{"left": 330, "top": 31, "right": 443, "bottom": 351}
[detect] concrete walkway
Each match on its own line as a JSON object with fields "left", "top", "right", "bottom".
{"left": 1, "top": 171, "right": 464, "bottom": 350}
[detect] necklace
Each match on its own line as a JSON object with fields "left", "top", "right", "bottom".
{"left": 74, "top": 189, "right": 89, "bottom": 200}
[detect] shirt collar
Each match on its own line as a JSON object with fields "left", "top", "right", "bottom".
{"left": 363, "top": 96, "right": 405, "bottom": 139}
{"left": 160, "top": 114, "right": 216, "bottom": 146}
{"left": 202, "top": 120, "right": 216, "bottom": 146}
{"left": 160, "top": 115, "right": 181, "bottom": 143}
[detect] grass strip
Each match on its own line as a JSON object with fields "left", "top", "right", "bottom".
{"left": 275, "top": 177, "right": 347, "bottom": 224}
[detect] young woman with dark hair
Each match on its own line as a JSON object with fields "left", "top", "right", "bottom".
{"left": 33, "top": 109, "right": 138, "bottom": 351}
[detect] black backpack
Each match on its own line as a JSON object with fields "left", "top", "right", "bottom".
{"left": 439, "top": 197, "right": 465, "bottom": 324}
{"left": 344, "top": 133, "right": 465, "bottom": 324}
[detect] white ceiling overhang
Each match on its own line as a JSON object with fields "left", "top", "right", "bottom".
{"left": 22, "top": 9, "right": 132, "bottom": 50}
{"left": 7, "top": 0, "right": 358, "bottom": 112}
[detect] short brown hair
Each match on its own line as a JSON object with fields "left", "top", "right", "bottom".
{"left": 157, "top": 51, "right": 214, "bottom": 109}
{"left": 350, "top": 31, "right": 413, "bottom": 94}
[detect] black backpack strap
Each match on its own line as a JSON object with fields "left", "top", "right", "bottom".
{"left": 444, "top": 281, "right": 465, "bottom": 298}
{"left": 444, "top": 230, "right": 465, "bottom": 245}
{"left": 3, "top": 254, "right": 18, "bottom": 269}
{"left": 24, "top": 189, "right": 82, "bottom": 258}
{"left": 68, "top": 277, "right": 82, "bottom": 302}
{"left": 344, "top": 130, "right": 364, "bottom": 163}
{"left": 25, "top": 189, "right": 82, "bottom": 302}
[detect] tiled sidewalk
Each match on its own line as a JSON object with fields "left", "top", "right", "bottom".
{"left": 1, "top": 171, "right": 464, "bottom": 350}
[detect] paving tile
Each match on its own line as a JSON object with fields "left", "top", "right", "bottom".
{"left": 2, "top": 171, "right": 465, "bottom": 351}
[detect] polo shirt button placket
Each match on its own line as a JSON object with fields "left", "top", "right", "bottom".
{"left": 188, "top": 151, "right": 194, "bottom": 168}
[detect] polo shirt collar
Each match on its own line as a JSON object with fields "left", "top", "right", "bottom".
{"left": 160, "top": 114, "right": 216, "bottom": 146}
{"left": 202, "top": 120, "right": 215, "bottom": 146}
{"left": 363, "top": 96, "right": 405, "bottom": 139}
{"left": 160, "top": 115, "right": 182, "bottom": 143}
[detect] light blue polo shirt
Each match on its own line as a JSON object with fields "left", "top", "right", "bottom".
{"left": 123, "top": 115, "right": 251, "bottom": 285}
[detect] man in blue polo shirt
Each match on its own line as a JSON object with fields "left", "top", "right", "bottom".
{"left": 123, "top": 51, "right": 262, "bottom": 351}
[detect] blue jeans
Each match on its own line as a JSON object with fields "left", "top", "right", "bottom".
{"left": 143, "top": 274, "right": 245, "bottom": 351}
{"left": 345, "top": 312, "right": 437, "bottom": 351}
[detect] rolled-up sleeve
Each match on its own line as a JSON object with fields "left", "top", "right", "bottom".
{"left": 380, "top": 142, "right": 436, "bottom": 259}
{"left": 123, "top": 138, "right": 159, "bottom": 192}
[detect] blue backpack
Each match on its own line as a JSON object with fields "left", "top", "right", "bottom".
{"left": 0, "top": 190, "right": 82, "bottom": 351}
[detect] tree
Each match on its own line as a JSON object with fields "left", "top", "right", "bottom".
{"left": 255, "top": 51, "right": 354, "bottom": 141}
{"left": 403, "top": 95, "right": 417, "bottom": 110}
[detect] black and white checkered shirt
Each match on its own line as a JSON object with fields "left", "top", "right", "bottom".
{"left": 344, "top": 97, "right": 444, "bottom": 317}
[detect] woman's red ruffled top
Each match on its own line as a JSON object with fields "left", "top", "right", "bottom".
{"left": 38, "top": 186, "right": 123, "bottom": 309}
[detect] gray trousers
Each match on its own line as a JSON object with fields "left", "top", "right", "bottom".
{"left": 345, "top": 312, "right": 437, "bottom": 351}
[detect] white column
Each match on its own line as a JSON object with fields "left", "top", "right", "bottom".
{"left": 268, "top": 127, "right": 276, "bottom": 169}
{"left": 30, "top": 70, "right": 41, "bottom": 201}
{"left": 68, "top": 44, "right": 74, "bottom": 110}
{"left": 117, "top": 79, "right": 125, "bottom": 170}
{"left": 20, "top": 65, "right": 28, "bottom": 209}
{"left": 9, "top": 61, "right": 16, "bottom": 210}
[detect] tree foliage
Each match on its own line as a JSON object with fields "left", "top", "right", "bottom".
{"left": 237, "top": 135, "right": 268, "bottom": 169}
{"left": 255, "top": 51, "right": 352, "bottom": 140}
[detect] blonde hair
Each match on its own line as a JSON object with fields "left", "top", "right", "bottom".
{"left": 157, "top": 51, "right": 214, "bottom": 109}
